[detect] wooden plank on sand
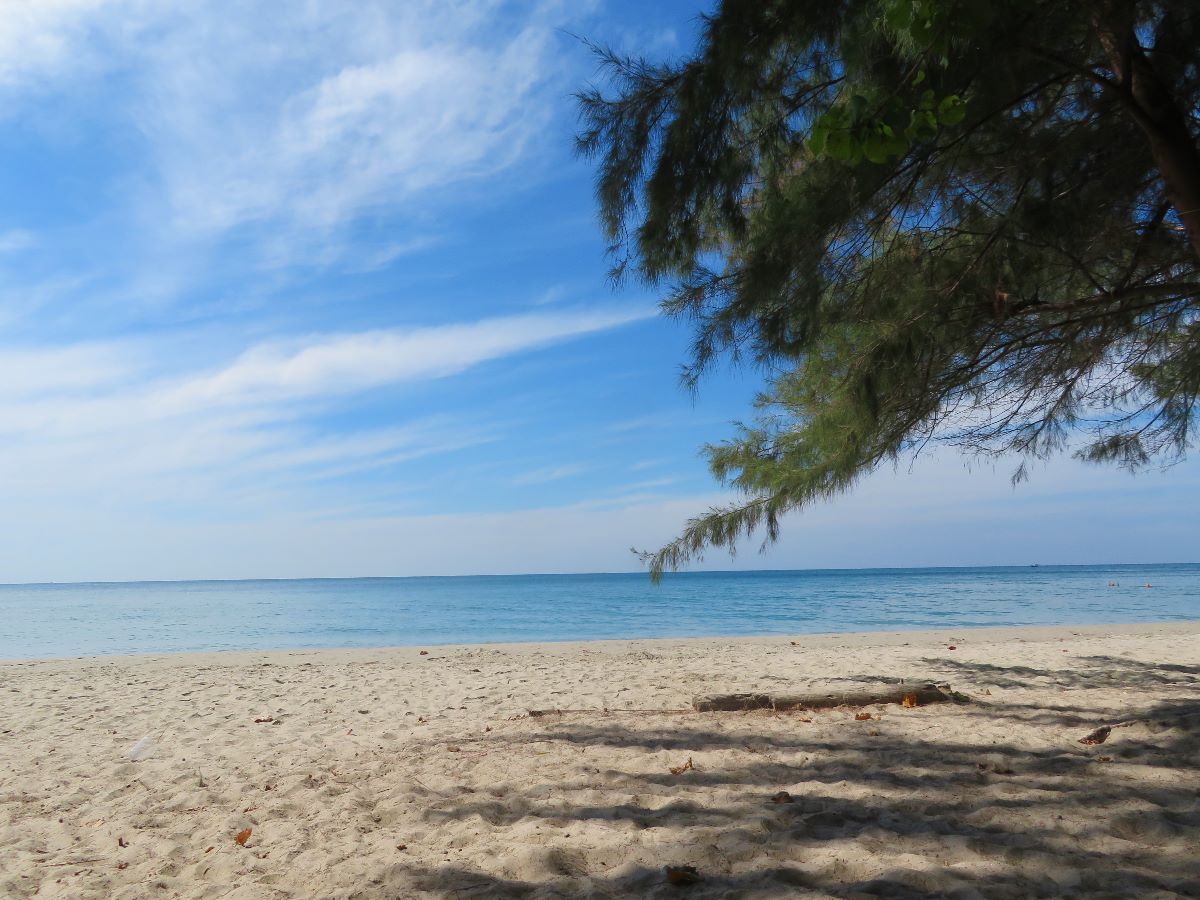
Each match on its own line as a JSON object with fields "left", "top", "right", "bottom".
{"left": 692, "top": 683, "right": 951, "bottom": 712}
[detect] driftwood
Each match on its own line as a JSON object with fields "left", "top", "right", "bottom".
{"left": 693, "top": 682, "right": 952, "bottom": 712}
{"left": 524, "top": 708, "right": 694, "bottom": 718}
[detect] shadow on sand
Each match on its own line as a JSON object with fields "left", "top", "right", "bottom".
{"left": 393, "top": 657, "right": 1200, "bottom": 898}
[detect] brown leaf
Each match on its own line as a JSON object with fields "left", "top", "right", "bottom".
{"left": 116, "top": 862, "right": 128, "bottom": 870}
{"left": 204, "top": 846, "right": 214, "bottom": 854}
{"left": 854, "top": 712, "right": 873, "bottom": 721}
{"left": 254, "top": 717, "right": 273, "bottom": 724}
{"left": 234, "top": 828, "right": 252, "bottom": 847}
{"left": 117, "top": 837, "right": 128, "bottom": 848}
{"left": 668, "top": 756, "right": 694, "bottom": 775}
{"left": 1079, "top": 726, "right": 1112, "bottom": 746}
{"left": 947, "top": 645, "right": 957, "bottom": 650}
{"left": 419, "top": 650, "right": 429, "bottom": 655}
{"left": 770, "top": 790, "right": 793, "bottom": 804}
{"left": 664, "top": 865, "right": 701, "bottom": 885}
{"left": 901, "top": 692, "right": 919, "bottom": 709}
{"left": 396, "top": 844, "right": 408, "bottom": 851}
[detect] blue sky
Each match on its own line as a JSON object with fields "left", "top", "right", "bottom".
{"left": 0, "top": 0, "right": 1195, "bottom": 582}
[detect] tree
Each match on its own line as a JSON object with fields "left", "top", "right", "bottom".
{"left": 577, "top": 0, "right": 1200, "bottom": 580}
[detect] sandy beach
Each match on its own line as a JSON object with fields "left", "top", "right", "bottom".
{"left": 2, "top": 621, "right": 1198, "bottom": 898}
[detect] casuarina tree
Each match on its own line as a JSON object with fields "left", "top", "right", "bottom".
{"left": 577, "top": 0, "right": 1200, "bottom": 579}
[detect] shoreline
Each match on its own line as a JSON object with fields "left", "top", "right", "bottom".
{"left": 5, "top": 616, "right": 1199, "bottom": 667}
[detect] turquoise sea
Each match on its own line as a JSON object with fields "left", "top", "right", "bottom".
{"left": 0, "top": 564, "right": 1196, "bottom": 659}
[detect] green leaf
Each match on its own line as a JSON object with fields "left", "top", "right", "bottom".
{"left": 863, "top": 132, "right": 889, "bottom": 164}
{"left": 808, "top": 122, "right": 828, "bottom": 156}
{"left": 825, "top": 129, "right": 853, "bottom": 161}
{"left": 937, "top": 94, "right": 966, "bottom": 125}
{"left": 907, "top": 108, "right": 938, "bottom": 140}
{"left": 880, "top": 123, "right": 908, "bottom": 156}
{"left": 884, "top": 0, "right": 913, "bottom": 34}
{"left": 913, "top": 68, "right": 926, "bottom": 86}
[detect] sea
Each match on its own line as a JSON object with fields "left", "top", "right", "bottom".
{"left": 0, "top": 564, "right": 1196, "bottom": 660}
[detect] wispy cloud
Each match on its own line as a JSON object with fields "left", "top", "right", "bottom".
{"left": 0, "top": 307, "right": 650, "bottom": 507}
{"left": 512, "top": 463, "right": 591, "bottom": 486}
{"left": 0, "top": 1, "right": 566, "bottom": 272}
{"left": 629, "top": 457, "right": 671, "bottom": 472}
{"left": 0, "top": 0, "right": 116, "bottom": 88}
{"left": 167, "top": 308, "right": 649, "bottom": 411}
{"left": 0, "top": 229, "right": 34, "bottom": 254}
{"left": 605, "top": 412, "right": 728, "bottom": 433}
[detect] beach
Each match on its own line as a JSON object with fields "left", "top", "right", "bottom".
{"left": 2, "top": 621, "right": 1198, "bottom": 898}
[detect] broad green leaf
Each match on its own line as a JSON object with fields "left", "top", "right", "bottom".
{"left": 825, "top": 129, "right": 853, "bottom": 160}
{"left": 864, "top": 132, "right": 889, "bottom": 164}
{"left": 937, "top": 94, "right": 966, "bottom": 125}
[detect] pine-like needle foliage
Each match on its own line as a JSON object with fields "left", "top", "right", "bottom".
{"left": 577, "top": 0, "right": 1200, "bottom": 580}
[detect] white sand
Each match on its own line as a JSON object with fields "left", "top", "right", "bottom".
{"left": 2, "top": 621, "right": 1198, "bottom": 898}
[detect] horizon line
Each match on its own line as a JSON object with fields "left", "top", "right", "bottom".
{"left": 3, "top": 560, "right": 1196, "bottom": 588}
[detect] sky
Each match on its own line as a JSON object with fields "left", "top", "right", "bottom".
{"left": 0, "top": 0, "right": 1195, "bottom": 583}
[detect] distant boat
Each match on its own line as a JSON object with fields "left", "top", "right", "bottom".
{"left": 1030, "top": 564, "right": 1040, "bottom": 568}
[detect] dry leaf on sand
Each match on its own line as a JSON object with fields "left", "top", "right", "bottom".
{"left": 668, "top": 756, "right": 694, "bottom": 775}
{"left": 1079, "top": 726, "right": 1112, "bottom": 745}
{"left": 901, "top": 692, "right": 919, "bottom": 708}
{"left": 234, "top": 828, "right": 252, "bottom": 847}
{"left": 854, "top": 712, "right": 873, "bottom": 721}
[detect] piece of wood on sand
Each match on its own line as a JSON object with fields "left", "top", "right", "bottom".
{"left": 693, "top": 682, "right": 953, "bottom": 712}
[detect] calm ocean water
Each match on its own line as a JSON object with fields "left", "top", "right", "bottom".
{"left": 0, "top": 564, "right": 1196, "bottom": 659}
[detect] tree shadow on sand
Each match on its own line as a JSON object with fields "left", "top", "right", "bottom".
{"left": 382, "top": 659, "right": 1200, "bottom": 898}
{"left": 922, "top": 654, "right": 1200, "bottom": 691}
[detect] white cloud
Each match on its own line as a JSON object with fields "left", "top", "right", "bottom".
{"left": 0, "top": 0, "right": 565, "bottom": 268}
{"left": 164, "top": 308, "right": 648, "bottom": 412}
{"left": 156, "top": 22, "right": 554, "bottom": 242}
{"left": 0, "top": 0, "right": 117, "bottom": 87}
{"left": 0, "top": 341, "right": 137, "bottom": 399}
{"left": 0, "top": 306, "right": 649, "bottom": 504}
